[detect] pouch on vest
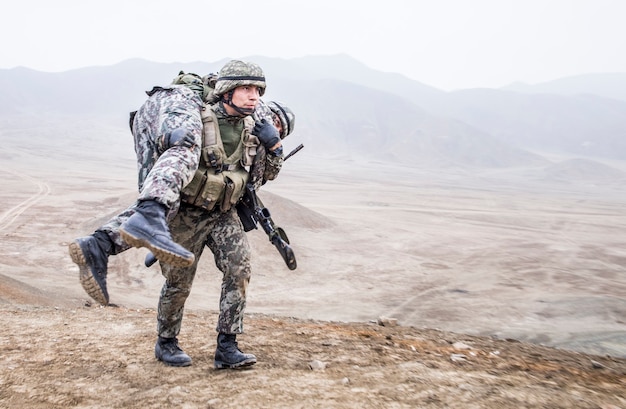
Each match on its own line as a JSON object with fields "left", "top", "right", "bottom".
{"left": 242, "top": 131, "right": 259, "bottom": 167}
{"left": 181, "top": 106, "right": 254, "bottom": 212}
{"left": 181, "top": 170, "right": 225, "bottom": 211}
{"left": 221, "top": 171, "right": 249, "bottom": 211}
{"left": 202, "top": 145, "right": 223, "bottom": 169}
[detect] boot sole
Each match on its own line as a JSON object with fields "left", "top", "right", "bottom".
{"left": 68, "top": 241, "right": 109, "bottom": 305}
{"left": 119, "top": 229, "right": 194, "bottom": 268}
{"left": 214, "top": 357, "right": 257, "bottom": 370}
{"left": 156, "top": 356, "right": 192, "bottom": 367}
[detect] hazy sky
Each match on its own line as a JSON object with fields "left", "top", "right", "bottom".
{"left": 2, "top": 0, "right": 625, "bottom": 91}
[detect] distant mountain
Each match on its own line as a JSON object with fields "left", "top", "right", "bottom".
{"left": 426, "top": 88, "right": 626, "bottom": 161}
{"left": 543, "top": 158, "right": 626, "bottom": 182}
{"left": 0, "top": 55, "right": 625, "bottom": 167}
{"left": 502, "top": 72, "right": 626, "bottom": 102}
{"left": 272, "top": 78, "right": 545, "bottom": 167}
{"left": 251, "top": 53, "right": 446, "bottom": 107}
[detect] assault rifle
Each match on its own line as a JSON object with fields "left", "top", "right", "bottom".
{"left": 235, "top": 144, "right": 303, "bottom": 270}
{"left": 145, "top": 143, "right": 303, "bottom": 269}
{"left": 236, "top": 182, "right": 297, "bottom": 270}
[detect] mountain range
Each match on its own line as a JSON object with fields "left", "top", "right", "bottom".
{"left": 1, "top": 54, "right": 625, "bottom": 171}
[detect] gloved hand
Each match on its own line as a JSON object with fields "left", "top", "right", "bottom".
{"left": 163, "top": 128, "right": 196, "bottom": 149}
{"left": 253, "top": 119, "right": 280, "bottom": 151}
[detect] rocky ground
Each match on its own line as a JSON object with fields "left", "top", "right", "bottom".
{"left": 0, "top": 301, "right": 624, "bottom": 409}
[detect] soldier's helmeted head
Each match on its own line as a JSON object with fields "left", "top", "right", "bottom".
{"left": 214, "top": 60, "right": 266, "bottom": 97}
{"left": 214, "top": 60, "right": 266, "bottom": 116}
{"left": 267, "top": 101, "right": 295, "bottom": 139}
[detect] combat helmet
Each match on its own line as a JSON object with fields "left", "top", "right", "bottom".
{"left": 267, "top": 101, "right": 295, "bottom": 139}
{"left": 171, "top": 71, "right": 211, "bottom": 102}
{"left": 214, "top": 60, "right": 266, "bottom": 98}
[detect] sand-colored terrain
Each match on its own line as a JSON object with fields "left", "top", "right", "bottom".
{"left": 0, "top": 136, "right": 625, "bottom": 408}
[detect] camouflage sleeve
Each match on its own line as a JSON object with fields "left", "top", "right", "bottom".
{"left": 253, "top": 99, "right": 273, "bottom": 123}
{"left": 263, "top": 150, "right": 283, "bottom": 183}
{"left": 249, "top": 146, "right": 283, "bottom": 190}
{"left": 252, "top": 99, "right": 284, "bottom": 183}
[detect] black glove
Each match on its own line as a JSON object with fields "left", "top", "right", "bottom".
{"left": 253, "top": 119, "right": 280, "bottom": 151}
{"left": 163, "top": 128, "right": 195, "bottom": 149}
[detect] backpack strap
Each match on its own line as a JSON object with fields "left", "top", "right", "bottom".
{"left": 200, "top": 106, "right": 223, "bottom": 169}
{"left": 241, "top": 116, "right": 259, "bottom": 167}
{"left": 201, "top": 106, "right": 220, "bottom": 146}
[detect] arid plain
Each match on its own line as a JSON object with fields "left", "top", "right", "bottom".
{"left": 1, "top": 127, "right": 625, "bottom": 357}
{"left": 1, "top": 124, "right": 625, "bottom": 408}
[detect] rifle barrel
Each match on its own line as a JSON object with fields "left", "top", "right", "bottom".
{"left": 284, "top": 144, "right": 304, "bottom": 161}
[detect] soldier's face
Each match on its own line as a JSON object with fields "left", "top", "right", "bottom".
{"left": 231, "top": 85, "right": 260, "bottom": 112}
{"left": 272, "top": 114, "right": 283, "bottom": 138}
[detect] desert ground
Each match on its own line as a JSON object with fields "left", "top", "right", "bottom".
{"left": 0, "top": 126, "right": 625, "bottom": 408}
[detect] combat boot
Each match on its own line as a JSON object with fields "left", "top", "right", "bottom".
{"left": 155, "top": 336, "right": 192, "bottom": 367}
{"left": 214, "top": 333, "right": 257, "bottom": 369}
{"left": 119, "top": 200, "right": 194, "bottom": 267}
{"left": 68, "top": 231, "right": 113, "bottom": 305}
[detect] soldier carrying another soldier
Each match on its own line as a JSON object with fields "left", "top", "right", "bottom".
{"left": 69, "top": 60, "right": 295, "bottom": 369}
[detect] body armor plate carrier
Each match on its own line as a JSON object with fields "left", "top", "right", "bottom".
{"left": 181, "top": 106, "right": 258, "bottom": 212}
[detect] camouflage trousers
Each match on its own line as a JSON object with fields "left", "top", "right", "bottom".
{"left": 91, "top": 87, "right": 203, "bottom": 253}
{"left": 95, "top": 204, "right": 135, "bottom": 254}
{"left": 157, "top": 203, "right": 252, "bottom": 337}
{"left": 132, "top": 86, "right": 203, "bottom": 212}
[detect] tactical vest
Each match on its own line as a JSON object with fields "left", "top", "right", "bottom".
{"left": 181, "top": 106, "right": 259, "bottom": 212}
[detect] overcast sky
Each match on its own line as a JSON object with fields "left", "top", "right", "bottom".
{"left": 2, "top": 0, "right": 625, "bottom": 91}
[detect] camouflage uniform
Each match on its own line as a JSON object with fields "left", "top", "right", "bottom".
{"left": 97, "top": 205, "right": 134, "bottom": 254}
{"left": 157, "top": 103, "right": 281, "bottom": 337}
{"left": 253, "top": 99, "right": 284, "bottom": 185}
{"left": 158, "top": 203, "right": 250, "bottom": 335}
{"left": 89, "top": 85, "right": 204, "bottom": 255}
{"left": 132, "top": 85, "right": 204, "bottom": 211}
{"left": 71, "top": 63, "right": 291, "bottom": 317}
{"left": 92, "top": 97, "right": 278, "bottom": 256}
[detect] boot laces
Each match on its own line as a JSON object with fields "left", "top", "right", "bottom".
{"left": 219, "top": 337, "right": 243, "bottom": 353}
{"left": 162, "top": 338, "right": 183, "bottom": 354}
